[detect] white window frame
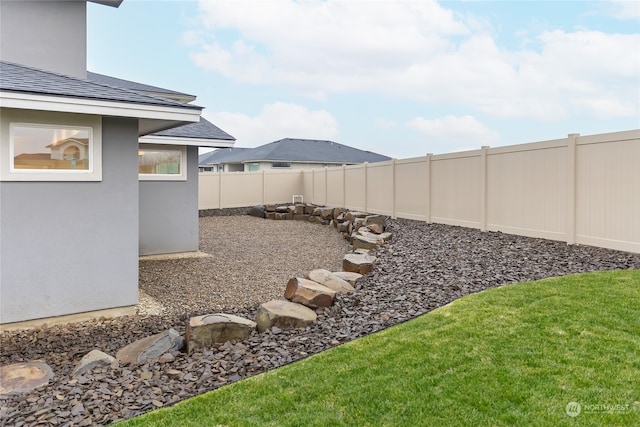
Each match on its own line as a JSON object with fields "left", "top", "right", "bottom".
{"left": 0, "top": 110, "right": 102, "bottom": 182}
{"left": 138, "top": 143, "right": 187, "bottom": 181}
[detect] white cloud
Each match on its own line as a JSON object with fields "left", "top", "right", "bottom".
{"left": 407, "top": 115, "right": 500, "bottom": 153}
{"left": 606, "top": 0, "right": 640, "bottom": 20}
{"left": 190, "top": 0, "right": 639, "bottom": 122}
{"left": 204, "top": 102, "right": 339, "bottom": 146}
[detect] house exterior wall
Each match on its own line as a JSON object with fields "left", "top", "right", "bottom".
{"left": 139, "top": 146, "right": 199, "bottom": 255}
{"left": 0, "top": 1, "right": 87, "bottom": 79}
{"left": 0, "top": 115, "right": 139, "bottom": 324}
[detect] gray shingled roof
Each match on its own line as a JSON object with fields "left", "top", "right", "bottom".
{"left": 87, "top": 72, "right": 195, "bottom": 99}
{"left": 243, "top": 138, "right": 391, "bottom": 163}
{"left": 154, "top": 117, "right": 235, "bottom": 141}
{"left": 0, "top": 61, "right": 201, "bottom": 110}
{"left": 199, "top": 147, "right": 251, "bottom": 165}
{"left": 199, "top": 139, "right": 390, "bottom": 166}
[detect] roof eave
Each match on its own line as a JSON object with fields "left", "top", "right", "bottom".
{"left": 139, "top": 134, "right": 236, "bottom": 148}
{"left": 1, "top": 91, "right": 202, "bottom": 136}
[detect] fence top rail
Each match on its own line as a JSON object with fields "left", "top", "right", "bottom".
{"left": 577, "top": 129, "right": 640, "bottom": 145}
{"left": 488, "top": 138, "right": 568, "bottom": 155}
{"left": 432, "top": 150, "right": 482, "bottom": 161}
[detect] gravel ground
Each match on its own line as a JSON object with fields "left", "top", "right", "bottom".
{"left": 1, "top": 216, "right": 638, "bottom": 426}
{"left": 139, "top": 216, "right": 350, "bottom": 317}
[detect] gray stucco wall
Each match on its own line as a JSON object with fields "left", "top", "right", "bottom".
{"left": 0, "top": 117, "right": 139, "bottom": 324}
{"left": 139, "top": 146, "right": 199, "bottom": 255}
{"left": 0, "top": 1, "right": 87, "bottom": 78}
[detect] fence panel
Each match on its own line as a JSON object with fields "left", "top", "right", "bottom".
{"left": 198, "top": 173, "right": 220, "bottom": 210}
{"left": 366, "top": 161, "right": 394, "bottom": 216}
{"left": 575, "top": 131, "right": 640, "bottom": 252}
{"left": 264, "top": 170, "right": 303, "bottom": 204}
{"left": 430, "top": 151, "right": 482, "bottom": 228}
{"left": 344, "top": 164, "right": 366, "bottom": 211}
{"left": 395, "top": 156, "right": 429, "bottom": 221}
{"left": 326, "top": 167, "right": 345, "bottom": 208}
{"left": 486, "top": 139, "right": 568, "bottom": 240}
{"left": 219, "top": 172, "right": 263, "bottom": 208}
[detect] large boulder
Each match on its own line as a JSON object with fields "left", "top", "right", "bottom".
{"left": 306, "top": 269, "right": 355, "bottom": 294}
{"left": 363, "top": 215, "right": 386, "bottom": 230}
{"left": 186, "top": 313, "right": 257, "bottom": 353}
{"left": 116, "top": 328, "right": 183, "bottom": 365}
{"left": 343, "top": 253, "right": 377, "bottom": 275}
{"left": 331, "top": 271, "right": 363, "bottom": 286}
{"left": 0, "top": 362, "right": 54, "bottom": 395}
{"left": 72, "top": 350, "right": 118, "bottom": 376}
{"left": 285, "top": 277, "right": 336, "bottom": 308}
{"left": 256, "top": 300, "right": 317, "bottom": 333}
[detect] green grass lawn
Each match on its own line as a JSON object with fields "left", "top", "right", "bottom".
{"left": 119, "top": 270, "right": 640, "bottom": 427}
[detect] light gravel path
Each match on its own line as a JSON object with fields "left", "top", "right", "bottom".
{"left": 139, "top": 216, "right": 351, "bottom": 318}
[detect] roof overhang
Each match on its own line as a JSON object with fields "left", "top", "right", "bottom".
{"left": 0, "top": 91, "right": 202, "bottom": 136}
{"left": 139, "top": 134, "right": 236, "bottom": 148}
{"left": 88, "top": 0, "right": 124, "bottom": 7}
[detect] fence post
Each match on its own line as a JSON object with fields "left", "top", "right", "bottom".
{"left": 312, "top": 169, "right": 315, "bottom": 204}
{"left": 567, "top": 133, "right": 579, "bottom": 245}
{"left": 218, "top": 171, "right": 222, "bottom": 209}
{"left": 342, "top": 164, "right": 346, "bottom": 209}
{"left": 391, "top": 158, "right": 397, "bottom": 219}
{"left": 324, "top": 166, "right": 328, "bottom": 206}
{"left": 364, "top": 162, "right": 369, "bottom": 213}
{"left": 262, "top": 169, "right": 266, "bottom": 204}
{"left": 480, "top": 146, "right": 489, "bottom": 232}
{"left": 426, "top": 153, "right": 432, "bottom": 223}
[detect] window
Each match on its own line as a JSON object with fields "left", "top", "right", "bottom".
{"left": 138, "top": 144, "right": 186, "bottom": 181}
{"left": 0, "top": 111, "right": 102, "bottom": 181}
{"left": 247, "top": 163, "right": 260, "bottom": 172}
{"left": 272, "top": 162, "right": 291, "bottom": 168}
{"left": 12, "top": 125, "right": 91, "bottom": 171}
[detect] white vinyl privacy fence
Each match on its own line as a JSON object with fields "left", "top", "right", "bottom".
{"left": 200, "top": 130, "right": 640, "bottom": 253}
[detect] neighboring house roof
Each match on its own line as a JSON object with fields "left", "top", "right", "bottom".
{"left": 199, "top": 147, "right": 251, "bottom": 165}
{"left": 87, "top": 71, "right": 196, "bottom": 103}
{"left": 198, "top": 138, "right": 391, "bottom": 167}
{"left": 0, "top": 61, "right": 201, "bottom": 110}
{"left": 243, "top": 138, "right": 391, "bottom": 164}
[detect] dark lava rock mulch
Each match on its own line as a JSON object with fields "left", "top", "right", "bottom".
{"left": 1, "top": 219, "right": 638, "bottom": 426}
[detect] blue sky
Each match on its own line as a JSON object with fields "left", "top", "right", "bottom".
{"left": 88, "top": 0, "right": 639, "bottom": 159}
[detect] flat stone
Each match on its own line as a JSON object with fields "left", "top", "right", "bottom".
{"left": 303, "top": 204, "right": 315, "bottom": 214}
{"left": 293, "top": 214, "right": 310, "bottom": 221}
{"left": 116, "top": 328, "right": 183, "bottom": 365}
{"left": 343, "top": 253, "right": 377, "bottom": 275}
{"left": 337, "top": 221, "right": 350, "bottom": 232}
{"left": 0, "top": 362, "right": 54, "bottom": 395}
{"left": 256, "top": 300, "right": 317, "bottom": 333}
{"left": 345, "top": 211, "right": 368, "bottom": 222}
{"left": 265, "top": 204, "right": 277, "bottom": 212}
{"left": 186, "top": 313, "right": 257, "bottom": 353}
{"left": 266, "top": 212, "right": 276, "bottom": 220}
{"left": 72, "top": 350, "right": 118, "bottom": 376}
{"left": 352, "top": 233, "right": 381, "bottom": 250}
{"left": 331, "top": 271, "right": 364, "bottom": 286}
{"left": 293, "top": 204, "right": 305, "bottom": 215}
{"left": 276, "top": 205, "right": 290, "bottom": 213}
{"left": 284, "top": 277, "right": 337, "bottom": 308}
{"left": 306, "top": 269, "right": 355, "bottom": 294}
